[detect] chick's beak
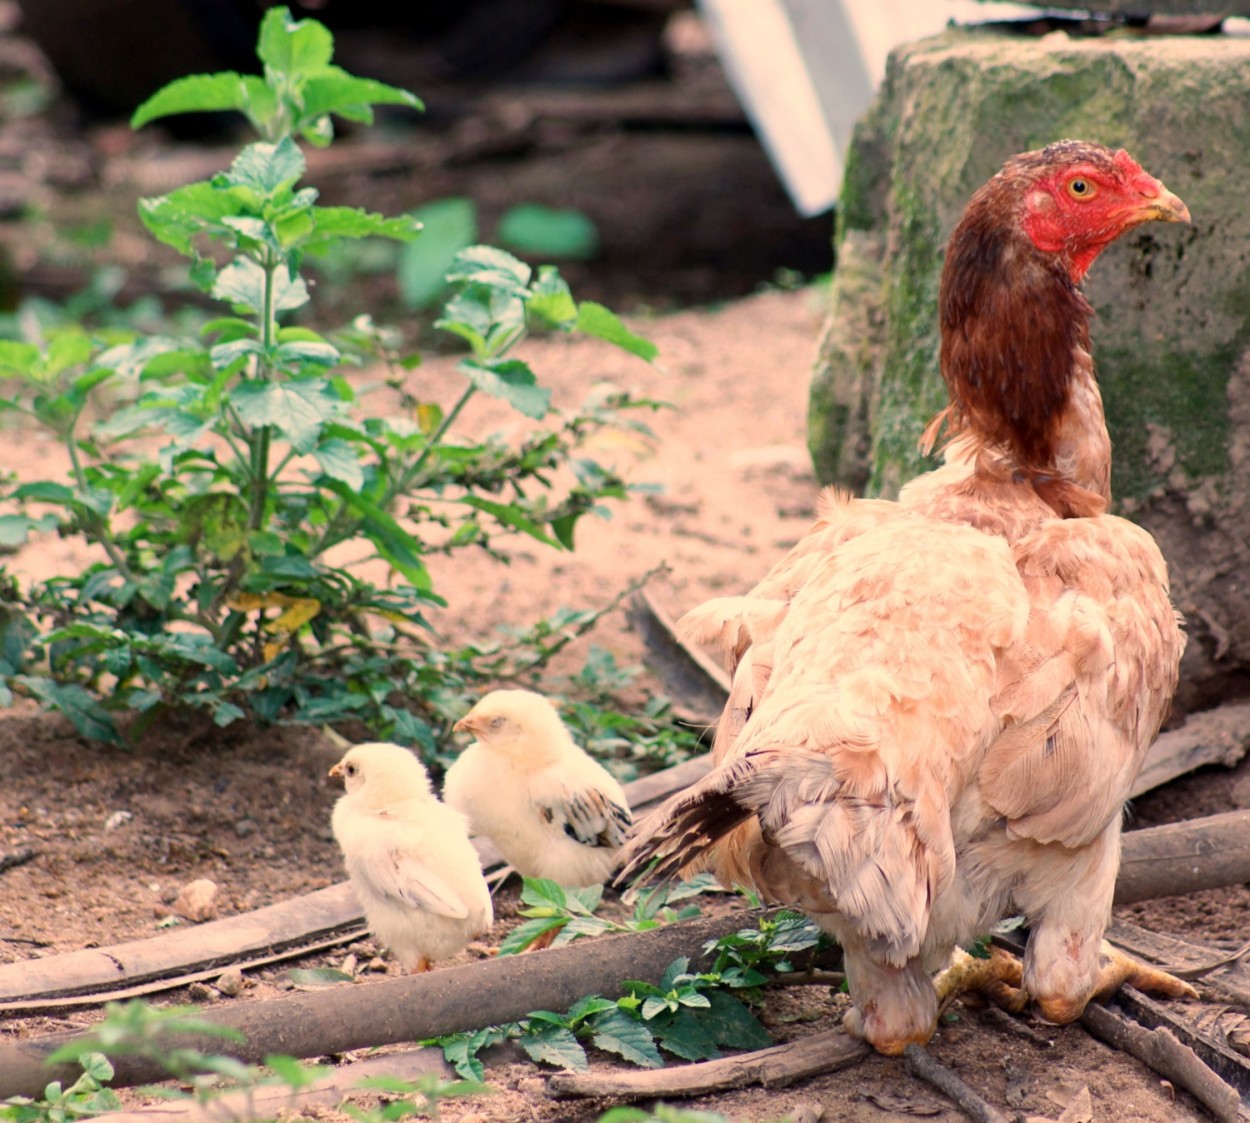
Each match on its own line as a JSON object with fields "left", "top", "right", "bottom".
{"left": 453, "top": 715, "right": 478, "bottom": 735}
{"left": 328, "top": 762, "right": 344, "bottom": 779}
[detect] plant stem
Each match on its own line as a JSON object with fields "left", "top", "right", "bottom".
{"left": 63, "top": 412, "right": 139, "bottom": 586}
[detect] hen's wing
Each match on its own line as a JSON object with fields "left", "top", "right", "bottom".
{"left": 980, "top": 514, "right": 1183, "bottom": 847}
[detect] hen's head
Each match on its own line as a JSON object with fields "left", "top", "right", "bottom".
{"left": 1012, "top": 141, "right": 1189, "bottom": 282}
{"left": 937, "top": 141, "right": 1189, "bottom": 494}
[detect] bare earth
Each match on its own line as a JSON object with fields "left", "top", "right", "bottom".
{"left": 0, "top": 9, "right": 1248, "bottom": 1122}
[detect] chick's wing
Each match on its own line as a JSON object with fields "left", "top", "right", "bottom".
{"left": 530, "top": 771, "right": 631, "bottom": 849}
{"left": 351, "top": 827, "right": 473, "bottom": 919}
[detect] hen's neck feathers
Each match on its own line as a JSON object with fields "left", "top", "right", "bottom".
{"left": 936, "top": 166, "right": 1111, "bottom": 515}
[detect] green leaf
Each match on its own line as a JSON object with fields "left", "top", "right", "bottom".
{"left": 457, "top": 358, "right": 550, "bottom": 420}
{"left": 518, "top": 1024, "right": 588, "bottom": 1071}
{"left": 308, "top": 206, "right": 422, "bottom": 249}
{"left": 460, "top": 496, "right": 561, "bottom": 549}
{"left": 498, "top": 204, "right": 599, "bottom": 260}
{"left": 301, "top": 70, "right": 422, "bottom": 120}
{"left": 653, "top": 1007, "right": 721, "bottom": 1062}
{"left": 131, "top": 73, "right": 250, "bottom": 128}
{"left": 445, "top": 245, "right": 532, "bottom": 294}
{"left": 213, "top": 258, "right": 309, "bottom": 314}
{"left": 323, "top": 480, "right": 439, "bottom": 596}
{"left": 397, "top": 198, "right": 477, "bottom": 309}
{"left": 519, "top": 877, "right": 568, "bottom": 912}
{"left": 312, "top": 438, "right": 365, "bottom": 490}
{"left": 575, "top": 302, "right": 657, "bottom": 361}
{"left": 699, "top": 990, "right": 772, "bottom": 1050}
{"left": 288, "top": 967, "right": 354, "bottom": 989}
{"left": 526, "top": 267, "right": 578, "bottom": 328}
{"left": 229, "top": 138, "right": 306, "bottom": 193}
{"left": 233, "top": 378, "right": 343, "bottom": 452}
{"left": 264, "top": 1054, "right": 330, "bottom": 1089}
{"left": 17, "top": 677, "right": 121, "bottom": 745}
{"left": 497, "top": 917, "right": 566, "bottom": 956}
{"left": 590, "top": 1010, "right": 663, "bottom": 1069}
{"left": 0, "top": 339, "right": 40, "bottom": 373}
{"left": 258, "top": 7, "right": 334, "bottom": 77}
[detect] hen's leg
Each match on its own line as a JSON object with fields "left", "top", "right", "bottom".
{"left": 1016, "top": 826, "right": 1195, "bottom": 1022}
{"left": 840, "top": 941, "right": 939, "bottom": 1055}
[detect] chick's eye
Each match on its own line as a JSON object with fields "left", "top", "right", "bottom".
{"left": 1067, "top": 177, "right": 1095, "bottom": 200}
{"left": 489, "top": 716, "right": 507, "bottom": 730}
{"left": 345, "top": 763, "right": 357, "bottom": 776}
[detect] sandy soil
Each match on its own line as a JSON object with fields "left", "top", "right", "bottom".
{"left": 0, "top": 6, "right": 1248, "bottom": 1122}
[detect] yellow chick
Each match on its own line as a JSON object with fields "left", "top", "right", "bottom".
{"left": 447, "top": 689, "right": 632, "bottom": 888}
{"left": 329, "top": 742, "right": 493, "bottom": 973}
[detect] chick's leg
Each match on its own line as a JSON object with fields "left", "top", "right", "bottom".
{"left": 840, "top": 941, "right": 939, "bottom": 1055}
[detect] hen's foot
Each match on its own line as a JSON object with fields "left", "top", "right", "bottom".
{"left": 1085, "top": 942, "right": 1198, "bottom": 1004}
{"left": 935, "top": 946, "right": 1027, "bottom": 1014}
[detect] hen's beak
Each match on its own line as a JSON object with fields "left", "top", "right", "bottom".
{"left": 328, "top": 762, "right": 344, "bottom": 779}
{"left": 1138, "top": 184, "right": 1190, "bottom": 225}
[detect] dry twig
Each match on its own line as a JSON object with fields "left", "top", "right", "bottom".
{"left": 902, "top": 1044, "right": 1011, "bottom": 1123}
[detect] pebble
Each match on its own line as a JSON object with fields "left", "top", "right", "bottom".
{"left": 515, "top": 1077, "right": 546, "bottom": 1096}
{"left": 340, "top": 953, "right": 358, "bottom": 977}
{"left": 188, "top": 982, "right": 215, "bottom": 1002}
{"left": 103, "top": 810, "right": 132, "bottom": 831}
{"left": 366, "top": 957, "right": 389, "bottom": 973}
{"left": 172, "top": 878, "right": 219, "bottom": 922}
{"left": 233, "top": 819, "right": 257, "bottom": 838}
{"left": 216, "top": 968, "right": 245, "bottom": 997}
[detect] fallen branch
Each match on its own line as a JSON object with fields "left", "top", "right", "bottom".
{"left": 547, "top": 1028, "right": 867, "bottom": 1100}
{"left": 88, "top": 1047, "right": 452, "bottom": 1123}
{"left": 0, "top": 847, "right": 37, "bottom": 875}
{"left": 0, "top": 910, "right": 761, "bottom": 1098}
{"left": 1080, "top": 1001, "right": 1250, "bottom": 1123}
{"left": 1116, "top": 810, "right": 1250, "bottom": 905}
{"left": 0, "top": 755, "right": 712, "bottom": 1009}
{"left": 902, "top": 1044, "right": 1011, "bottom": 1123}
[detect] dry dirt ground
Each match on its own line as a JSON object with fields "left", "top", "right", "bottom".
{"left": 0, "top": 7, "right": 1249, "bottom": 1123}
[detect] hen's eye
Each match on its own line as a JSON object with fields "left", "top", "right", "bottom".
{"left": 1067, "top": 178, "right": 1095, "bottom": 200}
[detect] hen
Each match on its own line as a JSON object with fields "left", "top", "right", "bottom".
{"left": 447, "top": 689, "right": 633, "bottom": 888}
{"left": 619, "top": 141, "right": 1195, "bottom": 1054}
{"left": 329, "top": 742, "right": 493, "bottom": 972}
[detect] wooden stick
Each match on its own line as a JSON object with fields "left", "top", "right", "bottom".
{"left": 1115, "top": 810, "right": 1250, "bottom": 905}
{"left": 0, "top": 755, "right": 712, "bottom": 1007}
{"left": 547, "top": 1028, "right": 867, "bottom": 1100}
{"left": 87, "top": 1047, "right": 453, "bottom": 1123}
{"left": 1080, "top": 1003, "right": 1249, "bottom": 1123}
{"left": 902, "top": 1045, "right": 1011, "bottom": 1123}
{"left": 0, "top": 910, "right": 761, "bottom": 1098}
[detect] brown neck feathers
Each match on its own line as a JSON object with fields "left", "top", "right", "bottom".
{"left": 938, "top": 202, "right": 1092, "bottom": 475}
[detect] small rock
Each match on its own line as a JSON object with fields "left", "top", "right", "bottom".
{"left": 188, "top": 982, "right": 215, "bottom": 1003}
{"left": 366, "top": 957, "right": 389, "bottom": 973}
{"left": 216, "top": 968, "right": 245, "bottom": 997}
{"left": 787, "top": 1103, "right": 825, "bottom": 1123}
{"left": 160, "top": 885, "right": 180, "bottom": 905}
{"left": 340, "top": 953, "right": 358, "bottom": 977}
{"left": 233, "top": 818, "right": 257, "bottom": 838}
{"left": 103, "top": 810, "right": 133, "bottom": 831}
{"left": 515, "top": 1077, "right": 546, "bottom": 1096}
{"left": 172, "top": 878, "right": 219, "bottom": 922}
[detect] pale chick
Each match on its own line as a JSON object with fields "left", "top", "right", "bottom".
{"left": 329, "top": 742, "right": 493, "bottom": 973}
{"left": 446, "top": 689, "right": 632, "bottom": 888}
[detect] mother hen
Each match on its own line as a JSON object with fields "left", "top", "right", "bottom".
{"left": 619, "top": 142, "right": 1195, "bottom": 1055}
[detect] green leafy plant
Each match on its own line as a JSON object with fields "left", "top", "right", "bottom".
{"left": 499, "top": 873, "right": 722, "bottom": 955}
{"left": 428, "top": 909, "right": 825, "bottom": 1080}
{"left": 0, "top": 7, "right": 659, "bottom": 747}
{"left": 0, "top": 1054, "right": 120, "bottom": 1123}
